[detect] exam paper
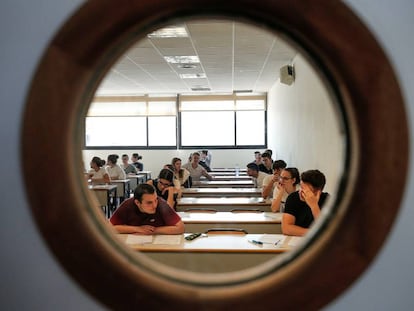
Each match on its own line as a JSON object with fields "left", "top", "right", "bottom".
{"left": 153, "top": 235, "right": 182, "bottom": 245}
{"left": 125, "top": 234, "right": 153, "bottom": 244}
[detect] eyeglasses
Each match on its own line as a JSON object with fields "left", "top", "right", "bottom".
{"left": 279, "top": 176, "right": 292, "bottom": 181}
{"left": 158, "top": 180, "right": 171, "bottom": 187}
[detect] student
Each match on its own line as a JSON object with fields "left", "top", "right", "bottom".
{"left": 271, "top": 167, "right": 300, "bottom": 212}
{"left": 200, "top": 149, "right": 212, "bottom": 169}
{"left": 259, "top": 152, "right": 273, "bottom": 174}
{"left": 262, "top": 159, "right": 287, "bottom": 199}
{"left": 121, "top": 154, "right": 137, "bottom": 174}
{"left": 87, "top": 157, "right": 111, "bottom": 184}
{"left": 131, "top": 153, "right": 144, "bottom": 171}
{"left": 147, "top": 168, "right": 180, "bottom": 210}
{"left": 109, "top": 183, "right": 184, "bottom": 235}
{"left": 254, "top": 151, "right": 262, "bottom": 166}
{"left": 282, "top": 169, "right": 329, "bottom": 236}
{"left": 106, "top": 154, "right": 126, "bottom": 180}
{"left": 182, "top": 152, "right": 213, "bottom": 182}
{"left": 87, "top": 156, "right": 110, "bottom": 184}
{"left": 246, "top": 162, "right": 269, "bottom": 188}
{"left": 172, "top": 157, "right": 191, "bottom": 188}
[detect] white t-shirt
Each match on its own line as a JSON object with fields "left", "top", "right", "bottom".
{"left": 88, "top": 167, "right": 108, "bottom": 181}
{"left": 256, "top": 171, "right": 270, "bottom": 188}
{"left": 106, "top": 164, "right": 126, "bottom": 180}
{"left": 182, "top": 163, "right": 206, "bottom": 181}
{"left": 273, "top": 184, "right": 300, "bottom": 212}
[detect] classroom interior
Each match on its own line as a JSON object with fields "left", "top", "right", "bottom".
{"left": 82, "top": 19, "right": 345, "bottom": 197}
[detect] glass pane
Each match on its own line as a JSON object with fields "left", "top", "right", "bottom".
{"left": 148, "top": 116, "right": 177, "bottom": 146}
{"left": 180, "top": 100, "right": 234, "bottom": 111}
{"left": 148, "top": 101, "right": 177, "bottom": 115}
{"left": 85, "top": 116, "right": 147, "bottom": 146}
{"left": 236, "top": 99, "right": 265, "bottom": 110}
{"left": 87, "top": 101, "right": 146, "bottom": 116}
{"left": 181, "top": 111, "right": 235, "bottom": 146}
{"left": 236, "top": 111, "right": 265, "bottom": 145}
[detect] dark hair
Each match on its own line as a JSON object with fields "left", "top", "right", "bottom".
{"left": 254, "top": 151, "right": 261, "bottom": 155}
{"left": 122, "top": 154, "right": 128, "bottom": 158}
{"left": 301, "top": 169, "right": 326, "bottom": 190}
{"left": 91, "top": 156, "right": 105, "bottom": 167}
{"left": 201, "top": 150, "right": 208, "bottom": 155}
{"left": 192, "top": 152, "right": 200, "bottom": 157}
{"left": 164, "top": 164, "right": 174, "bottom": 171}
{"left": 264, "top": 149, "right": 273, "bottom": 156}
{"left": 132, "top": 153, "right": 142, "bottom": 160}
{"left": 284, "top": 167, "right": 300, "bottom": 185}
{"left": 107, "top": 154, "right": 119, "bottom": 164}
{"left": 133, "top": 183, "right": 156, "bottom": 202}
{"left": 172, "top": 157, "right": 184, "bottom": 179}
{"left": 158, "top": 168, "right": 174, "bottom": 183}
{"left": 246, "top": 162, "right": 259, "bottom": 171}
{"left": 261, "top": 152, "right": 271, "bottom": 159}
{"left": 273, "top": 159, "right": 287, "bottom": 170}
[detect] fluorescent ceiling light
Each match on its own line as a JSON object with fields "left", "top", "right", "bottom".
{"left": 179, "top": 73, "right": 206, "bottom": 79}
{"left": 147, "top": 26, "right": 188, "bottom": 38}
{"left": 164, "top": 56, "right": 200, "bottom": 64}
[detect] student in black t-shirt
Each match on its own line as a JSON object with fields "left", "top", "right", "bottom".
{"left": 282, "top": 169, "right": 329, "bottom": 236}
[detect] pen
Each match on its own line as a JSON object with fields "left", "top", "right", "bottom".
{"left": 249, "top": 240, "right": 275, "bottom": 245}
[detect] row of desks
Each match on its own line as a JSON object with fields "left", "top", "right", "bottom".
{"left": 118, "top": 233, "right": 300, "bottom": 273}
{"left": 115, "top": 168, "right": 284, "bottom": 273}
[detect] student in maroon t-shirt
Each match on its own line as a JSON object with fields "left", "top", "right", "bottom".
{"left": 110, "top": 183, "right": 184, "bottom": 235}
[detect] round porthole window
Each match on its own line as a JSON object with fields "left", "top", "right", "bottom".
{"left": 22, "top": 1, "right": 408, "bottom": 310}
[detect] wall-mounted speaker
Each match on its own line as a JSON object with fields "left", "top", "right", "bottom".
{"left": 280, "top": 65, "right": 295, "bottom": 85}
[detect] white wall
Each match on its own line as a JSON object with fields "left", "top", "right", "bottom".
{"left": 1, "top": 1, "right": 414, "bottom": 310}
{"left": 267, "top": 54, "right": 345, "bottom": 195}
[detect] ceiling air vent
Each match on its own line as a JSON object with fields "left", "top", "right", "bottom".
{"left": 191, "top": 87, "right": 211, "bottom": 91}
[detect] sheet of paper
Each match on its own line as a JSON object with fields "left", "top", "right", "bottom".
{"left": 258, "top": 234, "right": 286, "bottom": 245}
{"left": 153, "top": 235, "right": 182, "bottom": 245}
{"left": 288, "top": 236, "right": 303, "bottom": 246}
{"left": 125, "top": 234, "right": 153, "bottom": 245}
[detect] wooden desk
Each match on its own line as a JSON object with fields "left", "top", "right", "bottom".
{"left": 119, "top": 233, "right": 298, "bottom": 273}
{"left": 89, "top": 184, "right": 117, "bottom": 218}
{"left": 138, "top": 170, "right": 152, "bottom": 181}
{"left": 181, "top": 187, "right": 262, "bottom": 198}
{"left": 205, "top": 175, "right": 252, "bottom": 181}
{"left": 179, "top": 211, "right": 282, "bottom": 234}
{"left": 176, "top": 197, "right": 271, "bottom": 212}
{"left": 193, "top": 180, "right": 255, "bottom": 188}
{"left": 127, "top": 174, "right": 146, "bottom": 193}
{"left": 209, "top": 171, "right": 247, "bottom": 176}
{"left": 211, "top": 168, "right": 247, "bottom": 173}
{"left": 111, "top": 179, "right": 130, "bottom": 203}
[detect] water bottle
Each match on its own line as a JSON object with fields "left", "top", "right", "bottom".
{"left": 235, "top": 164, "right": 240, "bottom": 176}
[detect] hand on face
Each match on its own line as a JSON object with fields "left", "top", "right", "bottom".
{"left": 300, "top": 184, "right": 320, "bottom": 207}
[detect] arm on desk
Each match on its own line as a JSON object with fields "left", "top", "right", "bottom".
{"left": 281, "top": 213, "right": 308, "bottom": 236}
{"left": 111, "top": 220, "right": 184, "bottom": 235}
{"left": 153, "top": 219, "right": 185, "bottom": 235}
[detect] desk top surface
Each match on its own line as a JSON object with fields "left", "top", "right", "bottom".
{"left": 178, "top": 211, "right": 282, "bottom": 223}
{"left": 177, "top": 197, "right": 270, "bottom": 206}
{"left": 194, "top": 180, "right": 255, "bottom": 186}
{"left": 182, "top": 187, "right": 261, "bottom": 194}
{"left": 88, "top": 184, "right": 117, "bottom": 190}
{"left": 119, "top": 233, "right": 299, "bottom": 253}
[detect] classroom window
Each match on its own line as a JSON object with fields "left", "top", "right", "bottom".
{"left": 179, "top": 96, "right": 266, "bottom": 148}
{"left": 85, "top": 95, "right": 266, "bottom": 149}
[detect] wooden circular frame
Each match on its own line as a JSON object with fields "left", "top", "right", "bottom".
{"left": 22, "top": 0, "right": 408, "bottom": 310}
